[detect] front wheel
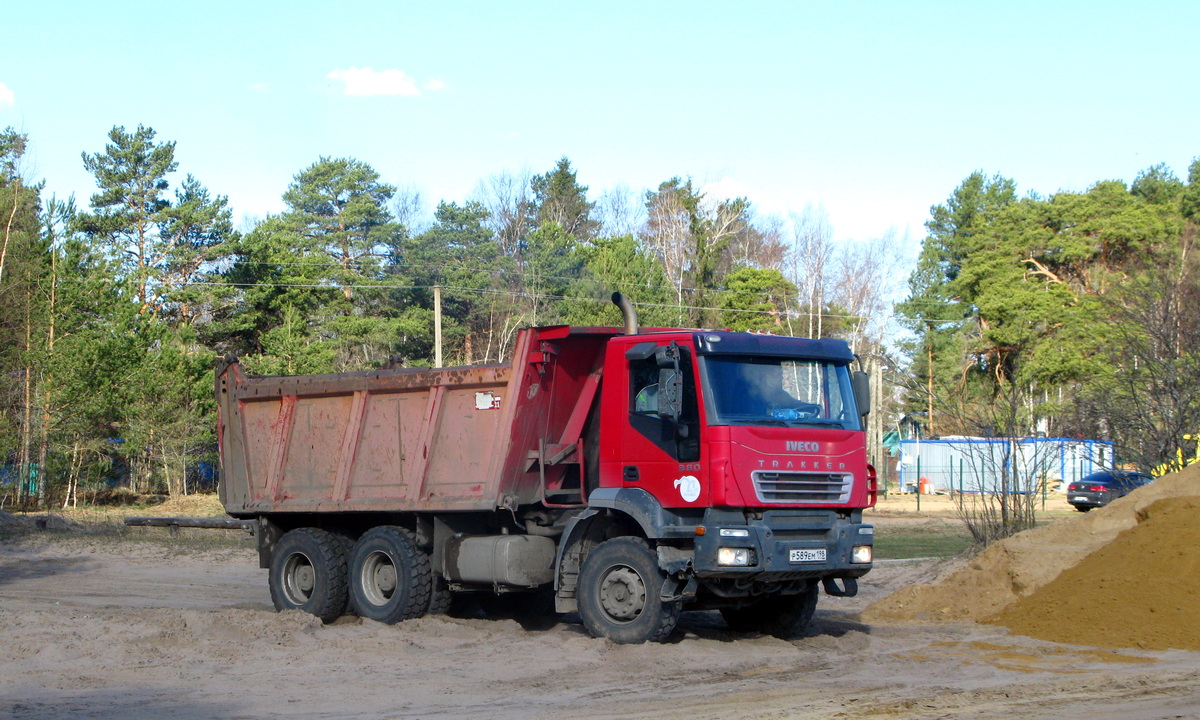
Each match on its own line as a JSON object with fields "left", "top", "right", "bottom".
{"left": 269, "top": 527, "right": 349, "bottom": 623}
{"left": 349, "top": 526, "right": 432, "bottom": 624}
{"left": 577, "top": 537, "right": 679, "bottom": 644}
{"left": 720, "top": 582, "right": 819, "bottom": 639}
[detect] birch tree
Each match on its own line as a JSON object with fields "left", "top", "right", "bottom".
{"left": 596, "top": 183, "right": 643, "bottom": 239}
{"left": 787, "top": 207, "right": 836, "bottom": 338}
{"left": 830, "top": 231, "right": 903, "bottom": 353}
{"left": 642, "top": 179, "right": 696, "bottom": 319}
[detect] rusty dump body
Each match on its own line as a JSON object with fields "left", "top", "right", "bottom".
{"left": 217, "top": 325, "right": 613, "bottom": 517}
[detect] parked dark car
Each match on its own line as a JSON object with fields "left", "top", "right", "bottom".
{"left": 1067, "top": 470, "right": 1154, "bottom": 512}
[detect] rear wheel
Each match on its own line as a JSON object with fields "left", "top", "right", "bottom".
{"left": 578, "top": 537, "right": 679, "bottom": 644}
{"left": 427, "top": 574, "right": 453, "bottom": 616}
{"left": 720, "top": 582, "right": 819, "bottom": 639}
{"left": 349, "top": 526, "right": 432, "bottom": 624}
{"left": 269, "top": 527, "right": 349, "bottom": 623}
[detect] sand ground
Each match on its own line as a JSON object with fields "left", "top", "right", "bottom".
{"left": 3, "top": 496, "right": 1199, "bottom": 720}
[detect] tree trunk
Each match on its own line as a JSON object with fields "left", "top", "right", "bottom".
{"left": 37, "top": 241, "right": 57, "bottom": 508}
{"left": 164, "top": 451, "right": 176, "bottom": 497}
{"left": 19, "top": 300, "right": 33, "bottom": 506}
{"left": 63, "top": 438, "right": 81, "bottom": 510}
{"left": 0, "top": 180, "right": 20, "bottom": 286}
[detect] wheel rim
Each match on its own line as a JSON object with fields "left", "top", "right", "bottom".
{"left": 597, "top": 564, "right": 647, "bottom": 623}
{"left": 281, "top": 552, "right": 316, "bottom": 605}
{"left": 359, "top": 550, "right": 398, "bottom": 607}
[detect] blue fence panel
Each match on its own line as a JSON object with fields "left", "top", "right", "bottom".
{"left": 898, "top": 437, "right": 1113, "bottom": 494}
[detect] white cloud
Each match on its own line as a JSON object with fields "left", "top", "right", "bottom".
{"left": 248, "top": 82, "right": 270, "bottom": 94}
{"left": 422, "top": 78, "right": 446, "bottom": 92}
{"left": 0, "top": 82, "right": 14, "bottom": 107}
{"left": 327, "top": 67, "right": 420, "bottom": 97}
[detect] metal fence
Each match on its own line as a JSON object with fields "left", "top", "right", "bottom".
{"left": 897, "top": 437, "right": 1114, "bottom": 494}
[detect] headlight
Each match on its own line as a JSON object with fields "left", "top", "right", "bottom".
{"left": 717, "top": 547, "right": 755, "bottom": 566}
{"left": 851, "top": 545, "right": 873, "bottom": 564}
{"left": 719, "top": 528, "right": 750, "bottom": 537}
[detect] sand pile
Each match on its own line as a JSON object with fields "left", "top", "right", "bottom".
{"left": 863, "top": 464, "right": 1200, "bottom": 639}
{"left": 986, "top": 496, "right": 1200, "bottom": 650}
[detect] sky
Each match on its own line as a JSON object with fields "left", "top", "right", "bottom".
{"left": 2, "top": 0, "right": 1198, "bottom": 261}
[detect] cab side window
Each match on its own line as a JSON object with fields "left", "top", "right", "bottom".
{"left": 627, "top": 346, "right": 700, "bottom": 462}
{"left": 630, "top": 356, "right": 661, "bottom": 414}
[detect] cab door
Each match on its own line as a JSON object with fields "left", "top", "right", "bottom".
{"left": 601, "top": 339, "right": 706, "bottom": 509}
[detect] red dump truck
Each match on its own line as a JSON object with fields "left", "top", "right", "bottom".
{"left": 213, "top": 294, "right": 876, "bottom": 643}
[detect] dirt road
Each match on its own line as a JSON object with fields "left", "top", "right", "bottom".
{"left": 3, "top": 529, "right": 1199, "bottom": 720}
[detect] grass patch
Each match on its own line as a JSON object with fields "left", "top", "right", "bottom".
{"left": 1, "top": 493, "right": 251, "bottom": 553}
{"left": 0, "top": 519, "right": 254, "bottom": 553}
{"left": 873, "top": 523, "right": 976, "bottom": 560}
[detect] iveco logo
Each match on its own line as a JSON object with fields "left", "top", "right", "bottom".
{"left": 786, "top": 441, "right": 820, "bottom": 453}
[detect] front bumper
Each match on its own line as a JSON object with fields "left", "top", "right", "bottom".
{"left": 691, "top": 508, "right": 872, "bottom": 581}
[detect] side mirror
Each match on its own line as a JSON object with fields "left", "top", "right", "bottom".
{"left": 851, "top": 370, "right": 871, "bottom": 417}
{"left": 654, "top": 343, "right": 679, "bottom": 369}
{"left": 657, "top": 368, "right": 683, "bottom": 420}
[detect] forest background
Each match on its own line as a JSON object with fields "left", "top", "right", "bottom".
{"left": 2, "top": 124, "right": 1198, "bottom": 508}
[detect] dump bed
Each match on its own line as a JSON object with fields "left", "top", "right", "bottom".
{"left": 217, "top": 326, "right": 618, "bottom": 516}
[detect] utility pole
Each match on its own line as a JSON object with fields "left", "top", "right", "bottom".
{"left": 927, "top": 324, "right": 935, "bottom": 437}
{"left": 871, "top": 356, "right": 884, "bottom": 493}
{"left": 858, "top": 352, "right": 893, "bottom": 496}
{"left": 434, "top": 285, "right": 443, "bottom": 368}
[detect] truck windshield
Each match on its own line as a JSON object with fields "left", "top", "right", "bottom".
{"left": 701, "top": 355, "right": 860, "bottom": 430}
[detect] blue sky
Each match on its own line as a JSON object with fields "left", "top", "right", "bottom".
{"left": 2, "top": 1, "right": 1197, "bottom": 256}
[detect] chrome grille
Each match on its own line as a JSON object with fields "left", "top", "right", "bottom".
{"left": 752, "top": 471, "right": 852, "bottom": 504}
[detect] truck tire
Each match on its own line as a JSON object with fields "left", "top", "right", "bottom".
{"left": 336, "top": 532, "right": 359, "bottom": 617}
{"left": 269, "top": 527, "right": 350, "bottom": 623}
{"left": 349, "top": 526, "right": 432, "bottom": 624}
{"left": 720, "top": 582, "right": 819, "bottom": 639}
{"left": 577, "top": 537, "right": 680, "bottom": 644}
{"left": 427, "top": 574, "right": 453, "bottom": 616}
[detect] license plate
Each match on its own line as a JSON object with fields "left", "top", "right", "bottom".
{"left": 1072, "top": 496, "right": 1088, "bottom": 502}
{"left": 789, "top": 548, "right": 826, "bottom": 563}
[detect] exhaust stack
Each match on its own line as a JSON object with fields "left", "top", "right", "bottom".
{"left": 612, "top": 292, "right": 638, "bottom": 335}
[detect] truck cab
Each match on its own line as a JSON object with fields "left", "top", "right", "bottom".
{"left": 555, "top": 323, "right": 876, "bottom": 642}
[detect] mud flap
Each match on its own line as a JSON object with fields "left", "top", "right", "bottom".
{"left": 822, "top": 577, "right": 857, "bottom": 597}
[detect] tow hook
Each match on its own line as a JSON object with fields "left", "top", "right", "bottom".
{"left": 822, "top": 577, "right": 858, "bottom": 597}
{"left": 660, "top": 576, "right": 698, "bottom": 602}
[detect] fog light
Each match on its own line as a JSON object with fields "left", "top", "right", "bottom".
{"left": 851, "top": 545, "right": 873, "bottom": 564}
{"left": 717, "top": 547, "right": 754, "bottom": 566}
{"left": 719, "top": 528, "right": 750, "bottom": 537}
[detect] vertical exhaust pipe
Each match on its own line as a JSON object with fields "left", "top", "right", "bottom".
{"left": 612, "top": 292, "right": 638, "bottom": 335}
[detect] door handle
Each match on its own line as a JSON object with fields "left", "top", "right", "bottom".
{"left": 623, "top": 466, "right": 640, "bottom": 483}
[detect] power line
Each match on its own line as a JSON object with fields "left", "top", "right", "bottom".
{"left": 212, "top": 257, "right": 766, "bottom": 296}
{"left": 183, "top": 279, "right": 878, "bottom": 319}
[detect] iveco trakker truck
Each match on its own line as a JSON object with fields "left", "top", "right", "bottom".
{"left": 215, "top": 293, "right": 876, "bottom": 643}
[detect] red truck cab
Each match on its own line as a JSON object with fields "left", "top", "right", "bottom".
{"left": 554, "top": 318, "right": 875, "bottom": 642}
